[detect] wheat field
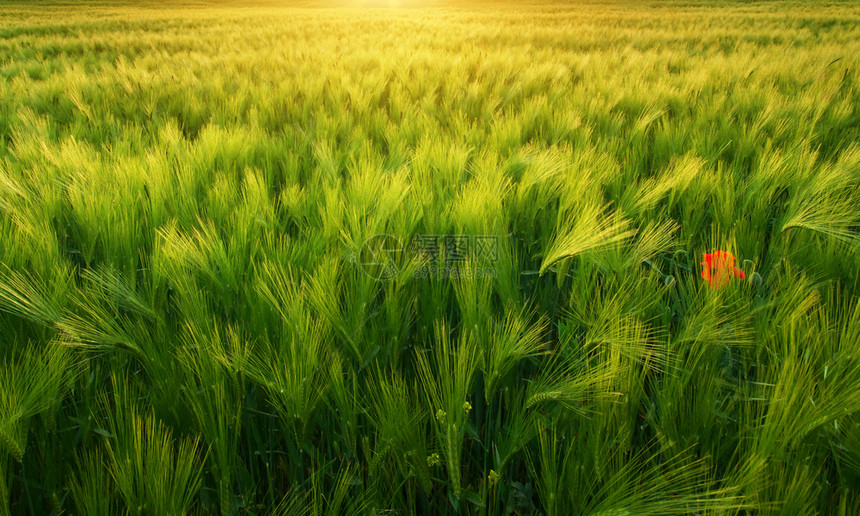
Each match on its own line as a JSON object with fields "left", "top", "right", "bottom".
{"left": 0, "top": 0, "right": 859, "bottom": 514}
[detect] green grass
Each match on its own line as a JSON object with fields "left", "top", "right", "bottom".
{"left": 0, "top": 0, "right": 859, "bottom": 514}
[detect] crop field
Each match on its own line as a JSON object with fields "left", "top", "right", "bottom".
{"left": 0, "top": 0, "right": 859, "bottom": 514}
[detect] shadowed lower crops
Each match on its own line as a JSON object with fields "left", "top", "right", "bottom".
{"left": 0, "top": 0, "right": 859, "bottom": 514}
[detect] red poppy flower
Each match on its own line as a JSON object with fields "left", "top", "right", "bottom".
{"left": 700, "top": 250, "right": 745, "bottom": 288}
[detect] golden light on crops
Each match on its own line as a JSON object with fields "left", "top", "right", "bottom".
{"left": 0, "top": 1, "right": 858, "bottom": 514}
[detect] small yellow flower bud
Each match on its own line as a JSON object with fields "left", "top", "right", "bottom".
{"left": 427, "top": 453, "right": 441, "bottom": 467}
